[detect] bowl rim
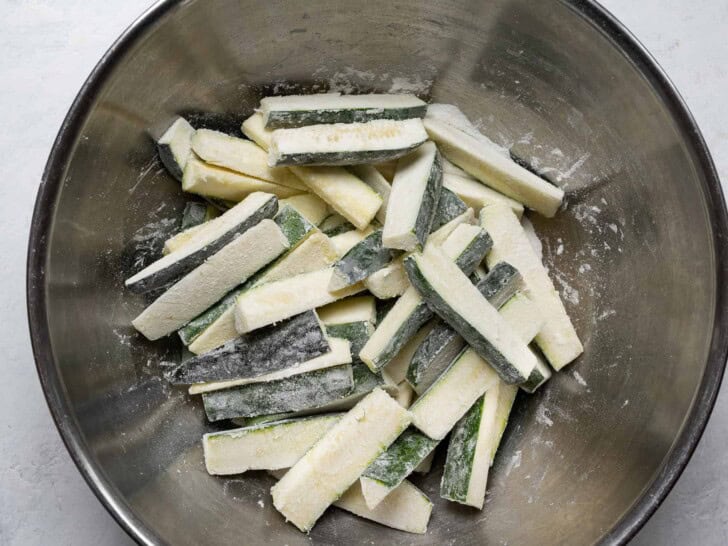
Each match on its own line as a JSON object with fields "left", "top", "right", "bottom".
{"left": 26, "top": 1, "right": 728, "bottom": 544}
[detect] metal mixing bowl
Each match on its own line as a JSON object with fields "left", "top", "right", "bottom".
{"left": 27, "top": 1, "right": 728, "bottom": 544}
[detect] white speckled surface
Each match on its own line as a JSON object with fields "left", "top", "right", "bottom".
{"left": 1, "top": 1, "right": 726, "bottom": 544}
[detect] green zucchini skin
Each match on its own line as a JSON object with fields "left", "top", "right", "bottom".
{"left": 157, "top": 117, "right": 194, "bottom": 181}
{"left": 273, "top": 204, "right": 316, "bottom": 245}
{"left": 404, "top": 255, "right": 528, "bottom": 384}
{"left": 407, "top": 262, "right": 522, "bottom": 392}
{"left": 413, "top": 152, "right": 444, "bottom": 247}
{"left": 362, "top": 427, "right": 439, "bottom": 489}
{"left": 452, "top": 229, "right": 493, "bottom": 274}
{"left": 429, "top": 187, "right": 468, "bottom": 233}
{"left": 330, "top": 230, "right": 397, "bottom": 290}
{"left": 168, "top": 311, "right": 330, "bottom": 384}
{"left": 126, "top": 195, "right": 278, "bottom": 294}
{"left": 440, "top": 396, "right": 484, "bottom": 503}
{"left": 273, "top": 146, "right": 422, "bottom": 167}
{"left": 180, "top": 201, "right": 210, "bottom": 230}
{"left": 520, "top": 348, "right": 553, "bottom": 393}
{"left": 202, "top": 364, "right": 354, "bottom": 421}
{"left": 266, "top": 105, "right": 427, "bottom": 129}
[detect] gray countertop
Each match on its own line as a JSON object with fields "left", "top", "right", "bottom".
{"left": 1, "top": 1, "right": 726, "bottom": 544}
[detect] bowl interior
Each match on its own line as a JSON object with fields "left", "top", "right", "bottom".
{"left": 32, "top": 0, "right": 725, "bottom": 544}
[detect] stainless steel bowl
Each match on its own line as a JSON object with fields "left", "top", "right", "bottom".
{"left": 27, "top": 1, "right": 728, "bottom": 544}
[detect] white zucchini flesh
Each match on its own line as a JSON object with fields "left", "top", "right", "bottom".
{"left": 335, "top": 479, "right": 432, "bottom": 534}
{"left": 480, "top": 203, "right": 583, "bottom": 369}
{"left": 203, "top": 414, "right": 342, "bottom": 475}
{"left": 269, "top": 119, "right": 429, "bottom": 167}
{"left": 289, "top": 166, "right": 382, "bottom": 230}
{"left": 157, "top": 116, "right": 195, "bottom": 181}
{"left": 348, "top": 164, "right": 392, "bottom": 224}
{"left": 383, "top": 141, "right": 443, "bottom": 251}
{"left": 163, "top": 223, "right": 205, "bottom": 255}
{"left": 280, "top": 193, "right": 330, "bottom": 226}
{"left": 499, "top": 292, "right": 544, "bottom": 344}
{"left": 191, "top": 129, "right": 306, "bottom": 190}
{"left": 234, "top": 267, "right": 365, "bottom": 333}
{"left": 443, "top": 173, "right": 524, "bottom": 218}
{"left": 488, "top": 381, "right": 519, "bottom": 464}
{"left": 132, "top": 219, "right": 288, "bottom": 340}
{"left": 187, "top": 231, "right": 337, "bottom": 355}
{"left": 241, "top": 111, "right": 273, "bottom": 149}
{"left": 317, "top": 295, "right": 376, "bottom": 326}
{"left": 330, "top": 226, "right": 375, "bottom": 257}
{"left": 271, "top": 388, "right": 412, "bottom": 532}
{"left": 404, "top": 247, "right": 538, "bottom": 384}
{"left": 182, "top": 156, "right": 301, "bottom": 201}
{"left": 188, "top": 337, "right": 351, "bottom": 395}
{"left": 363, "top": 255, "right": 409, "bottom": 299}
{"left": 125, "top": 192, "right": 277, "bottom": 293}
{"left": 409, "top": 347, "right": 500, "bottom": 440}
{"left": 260, "top": 93, "right": 426, "bottom": 128}
{"left": 441, "top": 156, "right": 477, "bottom": 180}
{"left": 424, "top": 118, "right": 564, "bottom": 217}
{"left": 269, "top": 470, "right": 433, "bottom": 535}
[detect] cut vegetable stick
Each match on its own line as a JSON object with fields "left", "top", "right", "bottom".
{"left": 424, "top": 207, "right": 475, "bottom": 247}
{"left": 425, "top": 104, "right": 510, "bottom": 157}
{"left": 480, "top": 203, "right": 583, "bottom": 369}
{"left": 269, "top": 470, "right": 433, "bottom": 535}
{"left": 184, "top": 231, "right": 337, "bottom": 353}
{"left": 383, "top": 142, "right": 443, "bottom": 251}
{"left": 440, "top": 391, "right": 496, "bottom": 508}
{"left": 360, "top": 224, "right": 491, "bottom": 371}
{"left": 180, "top": 201, "right": 218, "bottom": 230}
{"left": 189, "top": 337, "right": 351, "bottom": 395}
{"left": 425, "top": 117, "right": 563, "bottom": 217}
{"left": 444, "top": 173, "right": 524, "bottom": 218}
{"left": 348, "top": 165, "right": 392, "bottom": 224}
{"left": 202, "top": 364, "right": 354, "bottom": 421}
{"left": 269, "top": 119, "right": 428, "bottom": 167}
{"left": 407, "top": 262, "right": 522, "bottom": 394}
{"left": 404, "top": 247, "right": 538, "bottom": 384}
{"left": 363, "top": 255, "right": 409, "bottom": 299}
{"left": 414, "top": 451, "right": 435, "bottom": 474}
{"left": 329, "top": 230, "right": 396, "bottom": 291}
{"left": 289, "top": 166, "right": 382, "bottom": 230}
{"left": 260, "top": 93, "right": 427, "bottom": 128}
{"left": 182, "top": 156, "right": 301, "bottom": 201}
{"left": 271, "top": 388, "right": 411, "bottom": 532}
{"left": 499, "top": 293, "right": 544, "bottom": 345}
{"left": 335, "top": 479, "right": 432, "bottom": 534}
{"left": 191, "top": 128, "right": 306, "bottom": 190}
{"left": 203, "top": 414, "right": 342, "bottom": 475}
{"left": 234, "top": 268, "right": 365, "bottom": 333}
{"left": 125, "top": 192, "right": 278, "bottom": 293}
{"left": 132, "top": 219, "right": 288, "bottom": 340}
{"left": 320, "top": 213, "right": 356, "bottom": 237}
{"left": 360, "top": 427, "right": 438, "bottom": 509}
{"left": 409, "top": 347, "right": 500, "bottom": 440}
{"left": 280, "top": 193, "right": 330, "bottom": 226}
{"left": 157, "top": 116, "right": 195, "bottom": 181}
{"left": 318, "top": 295, "right": 377, "bottom": 326}
{"left": 169, "top": 311, "right": 329, "bottom": 385}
